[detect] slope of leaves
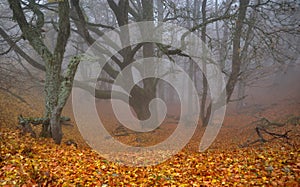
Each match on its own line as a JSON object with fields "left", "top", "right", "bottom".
{"left": 0, "top": 91, "right": 299, "bottom": 186}
{"left": 1, "top": 129, "right": 299, "bottom": 186}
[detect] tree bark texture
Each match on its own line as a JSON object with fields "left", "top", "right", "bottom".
{"left": 8, "top": 0, "right": 78, "bottom": 144}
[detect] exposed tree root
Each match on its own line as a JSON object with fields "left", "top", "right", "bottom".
{"left": 17, "top": 115, "right": 71, "bottom": 138}
{"left": 240, "top": 115, "right": 300, "bottom": 148}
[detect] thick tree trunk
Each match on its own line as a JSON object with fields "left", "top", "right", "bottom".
{"left": 50, "top": 107, "right": 63, "bottom": 144}
{"left": 40, "top": 75, "right": 64, "bottom": 143}
{"left": 130, "top": 98, "right": 152, "bottom": 120}
{"left": 74, "top": 0, "right": 160, "bottom": 130}
{"left": 141, "top": 0, "right": 158, "bottom": 128}
{"left": 8, "top": 0, "right": 73, "bottom": 144}
{"left": 41, "top": 59, "right": 61, "bottom": 138}
{"left": 129, "top": 85, "right": 156, "bottom": 122}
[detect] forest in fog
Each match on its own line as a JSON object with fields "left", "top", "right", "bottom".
{"left": 0, "top": 0, "right": 299, "bottom": 186}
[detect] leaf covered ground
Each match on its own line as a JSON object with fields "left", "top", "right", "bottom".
{"left": 0, "top": 91, "right": 299, "bottom": 186}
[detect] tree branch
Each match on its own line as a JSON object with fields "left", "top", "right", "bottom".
{"left": 0, "top": 27, "right": 46, "bottom": 71}
{"left": 74, "top": 80, "right": 128, "bottom": 102}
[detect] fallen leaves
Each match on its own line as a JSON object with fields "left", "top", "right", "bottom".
{"left": 0, "top": 91, "right": 300, "bottom": 186}
{"left": 1, "top": 128, "right": 299, "bottom": 186}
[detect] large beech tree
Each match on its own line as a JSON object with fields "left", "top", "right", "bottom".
{"left": 7, "top": 0, "right": 79, "bottom": 144}
{"left": 71, "top": 0, "right": 159, "bottom": 123}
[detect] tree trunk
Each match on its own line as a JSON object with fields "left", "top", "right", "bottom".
{"left": 199, "top": 0, "right": 211, "bottom": 127}
{"left": 236, "top": 80, "right": 246, "bottom": 110}
{"left": 129, "top": 84, "right": 156, "bottom": 125}
{"left": 41, "top": 59, "right": 61, "bottom": 138}
{"left": 130, "top": 97, "right": 152, "bottom": 120}
{"left": 140, "top": 0, "right": 158, "bottom": 128}
{"left": 8, "top": 0, "right": 74, "bottom": 144}
{"left": 226, "top": 0, "right": 250, "bottom": 102}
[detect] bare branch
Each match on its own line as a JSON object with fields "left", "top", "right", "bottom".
{"left": 0, "top": 27, "right": 46, "bottom": 71}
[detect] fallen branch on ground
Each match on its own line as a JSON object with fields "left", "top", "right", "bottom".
{"left": 240, "top": 116, "right": 299, "bottom": 148}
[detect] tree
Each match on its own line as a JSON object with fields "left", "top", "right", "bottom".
{"left": 71, "top": 0, "right": 161, "bottom": 126}
{"left": 224, "top": 0, "right": 250, "bottom": 102}
{"left": 7, "top": 0, "right": 80, "bottom": 144}
{"left": 1, "top": 0, "right": 299, "bottom": 143}
{"left": 162, "top": 0, "right": 299, "bottom": 125}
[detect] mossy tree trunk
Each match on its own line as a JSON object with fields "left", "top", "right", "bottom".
{"left": 8, "top": 0, "right": 79, "bottom": 144}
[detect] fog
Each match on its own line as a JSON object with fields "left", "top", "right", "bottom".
{"left": 231, "top": 63, "right": 300, "bottom": 114}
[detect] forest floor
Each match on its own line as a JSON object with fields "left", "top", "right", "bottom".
{"left": 0, "top": 90, "right": 299, "bottom": 186}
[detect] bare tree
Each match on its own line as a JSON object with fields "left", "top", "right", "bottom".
{"left": 71, "top": 0, "right": 162, "bottom": 124}
{"left": 6, "top": 0, "right": 80, "bottom": 144}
